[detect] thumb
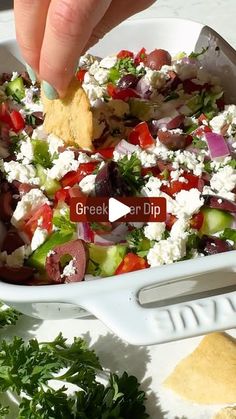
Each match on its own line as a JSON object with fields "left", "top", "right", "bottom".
{"left": 40, "top": 0, "right": 112, "bottom": 98}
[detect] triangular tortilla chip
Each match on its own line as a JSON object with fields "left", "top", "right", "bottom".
{"left": 214, "top": 407, "right": 236, "bottom": 419}
{"left": 42, "top": 78, "right": 93, "bottom": 150}
{"left": 164, "top": 333, "right": 236, "bottom": 404}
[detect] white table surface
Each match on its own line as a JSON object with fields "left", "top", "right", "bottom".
{"left": 1, "top": 2, "right": 236, "bottom": 419}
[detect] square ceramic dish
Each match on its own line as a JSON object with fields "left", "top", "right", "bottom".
{"left": 1, "top": 17, "right": 236, "bottom": 346}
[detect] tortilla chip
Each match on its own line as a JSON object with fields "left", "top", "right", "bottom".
{"left": 214, "top": 407, "right": 236, "bottom": 419}
{"left": 164, "top": 332, "right": 236, "bottom": 404}
{"left": 42, "top": 78, "right": 93, "bottom": 150}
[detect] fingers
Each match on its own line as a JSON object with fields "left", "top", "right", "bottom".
{"left": 40, "top": 0, "right": 112, "bottom": 97}
{"left": 14, "top": 0, "right": 50, "bottom": 72}
{"left": 84, "top": 0, "right": 157, "bottom": 50}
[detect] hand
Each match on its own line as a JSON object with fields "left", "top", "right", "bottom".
{"left": 14, "top": 0, "right": 156, "bottom": 99}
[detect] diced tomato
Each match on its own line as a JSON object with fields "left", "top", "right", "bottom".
{"left": 190, "top": 212, "right": 204, "bottom": 230}
{"left": 95, "top": 147, "right": 115, "bottom": 159}
{"left": 141, "top": 166, "right": 160, "bottom": 177}
{"left": 117, "top": 50, "right": 134, "bottom": 59}
{"left": 115, "top": 253, "right": 148, "bottom": 275}
{"left": 134, "top": 47, "right": 147, "bottom": 66}
{"left": 161, "top": 172, "right": 204, "bottom": 196}
{"left": 23, "top": 204, "right": 52, "bottom": 239}
{"left": 76, "top": 69, "right": 87, "bottom": 83}
{"left": 109, "top": 87, "right": 140, "bottom": 101}
{"left": 165, "top": 214, "right": 177, "bottom": 231}
{"left": 55, "top": 188, "right": 70, "bottom": 204}
{"left": 129, "top": 122, "right": 155, "bottom": 149}
{"left": 61, "top": 162, "right": 98, "bottom": 188}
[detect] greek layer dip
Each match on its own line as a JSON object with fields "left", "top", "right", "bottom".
{"left": 0, "top": 47, "right": 236, "bottom": 285}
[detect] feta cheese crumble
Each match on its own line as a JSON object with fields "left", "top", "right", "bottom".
{"left": 144, "top": 222, "right": 165, "bottom": 241}
{"left": 147, "top": 237, "right": 187, "bottom": 267}
{"left": 3, "top": 161, "right": 39, "bottom": 185}
{"left": 31, "top": 228, "right": 48, "bottom": 252}
{"left": 61, "top": 259, "right": 76, "bottom": 278}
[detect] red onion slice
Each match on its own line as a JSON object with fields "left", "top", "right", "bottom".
{"left": 205, "top": 132, "right": 230, "bottom": 159}
{"left": 94, "top": 223, "right": 128, "bottom": 245}
{"left": 77, "top": 222, "right": 94, "bottom": 243}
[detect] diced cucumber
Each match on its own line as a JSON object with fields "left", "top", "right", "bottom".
{"left": 129, "top": 98, "right": 154, "bottom": 121}
{"left": 27, "top": 231, "right": 73, "bottom": 272}
{"left": 5, "top": 76, "right": 25, "bottom": 101}
{"left": 200, "top": 207, "right": 233, "bottom": 235}
{"left": 32, "top": 140, "right": 52, "bottom": 169}
{"left": 36, "top": 164, "right": 61, "bottom": 197}
{"left": 87, "top": 244, "right": 127, "bottom": 277}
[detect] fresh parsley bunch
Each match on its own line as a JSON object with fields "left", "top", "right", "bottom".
{"left": 0, "top": 304, "right": 149, "bottom": 419}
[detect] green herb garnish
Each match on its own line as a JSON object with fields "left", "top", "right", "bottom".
{"left": 117, "top": 154, "right": 145, "bottom": 194}
{"left": 189, "top": 46, "right": 209, "bottom": 59}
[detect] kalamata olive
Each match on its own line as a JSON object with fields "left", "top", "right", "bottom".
{"left": 31, "top": 111, "right": 44, "bottom": 127}
{"left": 199, "top": 235, "right": 233, "bottom": 255}
{"left": 202, "top": 195, "right": 236, "bottom": 213}
{"left": 0, "top": 266, "right": 34, "bottom": 284}
{"left": 117, "top": 74, "right": 139, "bottom": 89}
{"left": 24, "top": 125, "right": 34, "bottom": 137}
{"left": 158, "top": 130, "right": 188, "bottom": 151}
{"left": 20, "top": 71, "right": 32, "bottom": 87}
{"left": 1, "top": 230, "right": 25, "bottom": 254}
{"left": 45, "top": 239, "right": 87, "bottom": 283}
{"left": 146, "top": 49, "right": 172, "bottom": 70}
{"left": 95, "top": 161, "right": 132, "bottom": 197}
{"left": 0, "top": 192, "right": 14, "bottom": 222}
{"left": 0, "top": 73, "right": 11, "bottom": 84}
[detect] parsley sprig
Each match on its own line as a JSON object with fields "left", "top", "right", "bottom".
{"left": 117, "top": 154, "right": 145, "bottom": 194}
{"left": 0, "top": 306, "right": 148, "bottom": 418}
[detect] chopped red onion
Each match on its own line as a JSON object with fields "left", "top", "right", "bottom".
{"left": 205, "top": 132, "right": 230, "bottom": 159}
{"left": 115, "top": 139, "right": 138, "bottom": 154}
{"left": 136, "top": 77, "right": 151, "bottom": 98}
{"left": 94, "top": 224, "right": 128, "bottom": 245}
{"left": 77, "top": 222, "right": 94, "bottom": 243}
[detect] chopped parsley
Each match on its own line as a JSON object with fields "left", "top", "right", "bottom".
{"left": 192, "top": 136, "right": 208, "bottom": 150}
{"left": 117, "top": 154, "right": 145, "bottom": 193}
{"left": 9, "top": 133, "right": 27, "bottom": 155}
{"left": 53, "top": 208, "right": 76, "bottom": 233}
{"left": 164, "top": 92, "right": 180, "bottom": 102}
{"left": 189, "top": 46, "right": 209, "bottom": 59}
{"left": 127, "top": 228, "right": 152, "bottom": 257}
{"left": 220, "top": 228, "right": 236, "bottom": 244}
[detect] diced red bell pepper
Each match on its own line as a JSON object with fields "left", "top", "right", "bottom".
{"left": 165, "top": 214, "right": 177, "bottom": 231}
{"left": 0, "top": 103, "right": 25, "bottom": 132}
{"left": 108, "top": 87, "right": 140, "bottom": 101}
{"left": 55, "top": 188, "right": 70, "bottom": 204}
{"left": 115, "top": 252, "right": 148, "bottom": 275}
{"left": 141, "top": 166, "right": 160, "bottom": 177}
{"left": 161, "top": 172, "right": 204, "bottom": 196}
{"left": 117, "top": 50, "right": 134, "bottom": 59}
{"left": 107, "top": 83, "right": 116, "bottom": 97}
{"left": 10, "top": 110, "right": 25, "bottom": 132}
{"left": 23, "top": 204, "right": 52, "bottom": 239}
{"left": 95, "top": 147, "right": 115, "bottom": 159}
{"left": 129, "top": 122, "right": 155, "bottom": 149}
{"left": 190, "top": 211, "right": 204, "bottom": 230}
{"left": 194, "top": 125, "right": 212, "bottom": 137}
{"left": 76, "top": 69, "right": 87, "bottom": 83}
{"left": 134, "top": 47, "right": 147, "bottom": 65}
{"left": 61, "top": 162, "right": 98, "bottom": 188}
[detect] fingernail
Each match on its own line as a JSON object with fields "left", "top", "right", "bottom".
{"left": 25, "top": 64, "right": 37, "bottom": 85}
{"left": 42, "top": 81, "right": 59, "bottom": 100}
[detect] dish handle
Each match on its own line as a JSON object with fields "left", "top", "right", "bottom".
{"left": 69, "top": 252, "right": 236, "bottom": 345}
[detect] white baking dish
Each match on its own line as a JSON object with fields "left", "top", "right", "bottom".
{"left": 1, "top": 18, "right": 236, "bottom": 346}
